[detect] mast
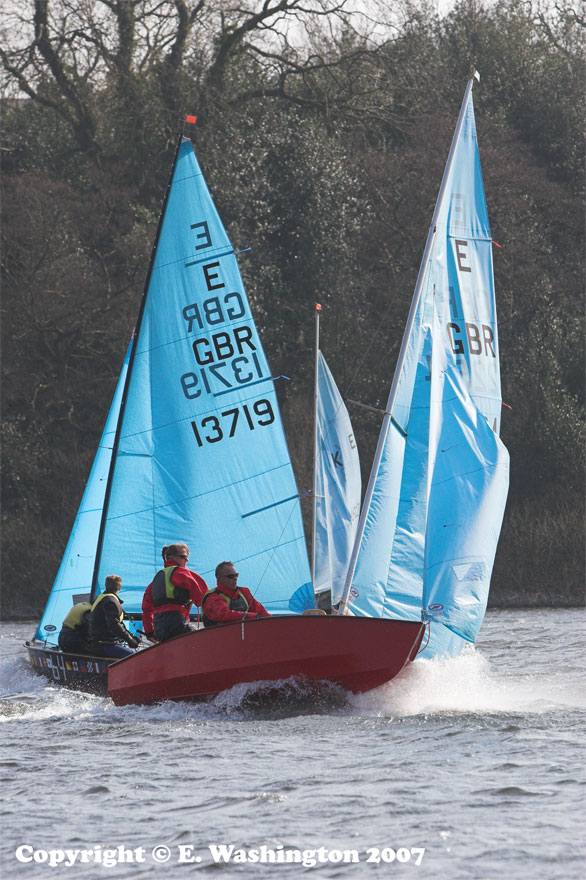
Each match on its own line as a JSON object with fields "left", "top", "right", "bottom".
{"left": 90, "top": 130, "right": 186, "bottom": 600}
{"left": 310, "top": 303, "right": 322, "bottom": 601}
{"left": 337, "top": 73, "right": 480, "bottom": 615}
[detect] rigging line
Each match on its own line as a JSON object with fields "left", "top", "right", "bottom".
{"left": 298, "top": 315, "right": 403, "bottom": 473}
{"left": 301, "top": 261, "right": 432, "bottom": 422}
{"left": 212, "top": 376, "right": 272, "bottom": 398}
{"left": 338, "top": 313, "right": 406, "bottom": 412}
{"left": 345, "top": 398, "right": 408, "bottom": 438}
{"left": 345, "top": 397, "right": 387, "bottom": 415}
{"left": 416, "top": 622, "right": 431, "bottom": 655}
{"left": 148, "top": 243, "right": 233, "bottom": 272}
{"left": 311, "top": 305, "right": 320, "bottom": 601}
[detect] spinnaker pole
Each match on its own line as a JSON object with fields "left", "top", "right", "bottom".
{"left": 337, "top": 73, "right": 480, "bottom": 615}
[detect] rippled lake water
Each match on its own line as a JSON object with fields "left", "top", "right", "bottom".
{"left": 1, "top": 609, "right": 584, "bottom": 879}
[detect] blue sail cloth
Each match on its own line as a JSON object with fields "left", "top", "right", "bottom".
{"left": 348, "top": 89, "right": 509, "bottom": 656}
{"left": 314, "top": 352, "right": 361, "bottom": 604}
{"left": 288, "top": 581, "right": 317, "bottom": 614}
{"left": 423, "top": 312, "right": 509, "bottom": 643}
{"left": 35, "top": 345, "right": 131, "bottom": 642}
{"left": 94, "top": 139, "right": 310, "bottom": 614}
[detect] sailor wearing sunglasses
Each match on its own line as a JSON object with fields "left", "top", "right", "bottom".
{"left": 142, "top": 543, "right": 208, "bottom": 642}
{"left": 201, "top": 561, "right": 270, "bottom": 628}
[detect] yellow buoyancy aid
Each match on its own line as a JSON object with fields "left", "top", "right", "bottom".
{"left": 91, "top": 591, "right": 124, "bottom": 622}
{"left": 62, "top": 602, "right": 92, "bottom": 630}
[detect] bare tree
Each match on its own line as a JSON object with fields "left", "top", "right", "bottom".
{"left": 1, "top": 0, "right": 386, "bottom": 157}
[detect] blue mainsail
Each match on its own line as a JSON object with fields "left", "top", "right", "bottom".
{"left": 314, "top": 352, "right": 361, "bottom": 603}
{"left": 92, "top": 138, "right": 310, "bottom": 614}
{"left": 342, "top": 79, "right": 509, "bottom": 657}
{"left": 35, "top": 344, "right": 131, "bottom": 642}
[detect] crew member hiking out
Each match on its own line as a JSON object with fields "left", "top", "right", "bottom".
{"left": 202, "top": 561, "right": 271, "bottom": 627}
{"left": 142, "top": 543, "right": 208, "bottom": 643}
{"left": 58, "top": 601, "right": 92, "bottom": 655}
{"left": 89, "top": 575, "right": 140, "bottom": 658}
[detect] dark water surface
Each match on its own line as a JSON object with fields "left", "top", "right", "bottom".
{"left": 1, "top": 609, "right": 584, "bottom": 879}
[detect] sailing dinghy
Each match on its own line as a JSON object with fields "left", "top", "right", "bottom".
{"left": 26, "top": 122, "right": 424, "bottom": 702}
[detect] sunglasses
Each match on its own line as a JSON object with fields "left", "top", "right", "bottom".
{"left": 177, "top": 554, "right": 189, "bottom": 560}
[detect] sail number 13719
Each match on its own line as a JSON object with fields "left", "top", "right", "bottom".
{"left": 190, "top": 399, "right": 275, "bottom": 447}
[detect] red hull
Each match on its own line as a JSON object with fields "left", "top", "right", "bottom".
{"left": 107, "top": 616, "right": 425, "bottom": 706}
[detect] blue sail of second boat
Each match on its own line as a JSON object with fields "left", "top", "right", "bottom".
{"left": 343, "top": 81, "right": 509, "bottom": 657}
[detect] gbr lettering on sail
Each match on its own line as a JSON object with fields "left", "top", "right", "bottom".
{"left": 179, "top": 220, "right": 266, "bottom": 399}
{"left": 178, "top": 219, "right": 276, "bottom": 450}
{"left": 447, "top": 237, "right": 496, "bottom": 359}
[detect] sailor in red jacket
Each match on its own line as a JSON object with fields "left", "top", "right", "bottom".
{"left": 142, "top": 543, "right": 208, "bottom": 643}
{"left": 201, "top": 561, "right": 271, "bottom": 627}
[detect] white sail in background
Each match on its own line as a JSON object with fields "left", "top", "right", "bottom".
{"left": 314, "top": 352, "right": 361, "bottom": 604}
